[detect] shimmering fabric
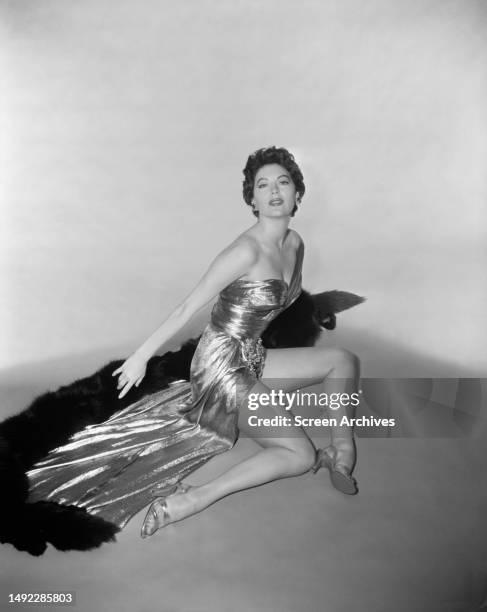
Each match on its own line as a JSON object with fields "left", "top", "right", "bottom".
{"left": 27, "top": 243, "right": 304, "bottom": 529}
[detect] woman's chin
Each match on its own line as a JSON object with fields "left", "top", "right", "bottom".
{"left": 261, "top": 208, "right": 291, "bottom": 218}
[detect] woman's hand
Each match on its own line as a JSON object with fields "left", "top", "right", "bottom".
{"left": 112, "top": 352, "right": 148, "bottom": 399}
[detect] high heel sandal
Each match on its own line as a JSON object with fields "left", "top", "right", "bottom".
{"left": 140, "top": 482, "right": 193, "bottom": 538}
{"left": 311, "top": 441, "right": 358, "bottom": 495}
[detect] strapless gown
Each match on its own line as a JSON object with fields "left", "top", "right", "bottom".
{"left": 26, "top": 244, "right": 304, "bottom": 530}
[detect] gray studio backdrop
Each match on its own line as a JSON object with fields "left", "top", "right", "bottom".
{"left": 1, "top": 0, "right": 486, "bottom": 385}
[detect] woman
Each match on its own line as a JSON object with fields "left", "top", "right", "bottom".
{"left": 115, "top": 146, "right": 360, "bottom": 537}
{"left": 26, "top": 146, "right": 360, "bottom": 543}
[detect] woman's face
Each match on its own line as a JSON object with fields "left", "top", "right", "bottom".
{"left": 252, "top": 163, "right": 298, "bottom": 218}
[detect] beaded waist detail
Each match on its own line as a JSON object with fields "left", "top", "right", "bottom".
{"left": 240, "top": 337, "right": 266, "bottom": 379}
{"left": 210, "top": 320, "right": 267, "bottom": 380}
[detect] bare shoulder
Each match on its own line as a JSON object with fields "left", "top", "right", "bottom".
{"left": 289, "top": 229, "right": 304, "bottom": 251}
{"left": 219, "top": 232, "right": 259, "bottom": 265}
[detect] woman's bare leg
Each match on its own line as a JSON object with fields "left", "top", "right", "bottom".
{"left": 141, "top": 345, "right": 361, "bottom": 533}
{"left": 261, "top": 345, "right": 361, "bottom": 477}
{"left": 142, "top": 378, "right": 316, "bottom": 531}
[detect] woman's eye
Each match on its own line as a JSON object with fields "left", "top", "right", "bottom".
{"left": 258, "top": 184, "right": 267, "bottom": 188}
{"left": 280, "top": 180, "right": 289, "bottom": 185}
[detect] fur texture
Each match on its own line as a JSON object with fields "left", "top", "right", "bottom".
{"left": 0, "top": 288, "right": 363, "bottom": 555}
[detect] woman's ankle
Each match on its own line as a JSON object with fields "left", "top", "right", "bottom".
{"left": 177, "top": 483, "right": 218, "bottom": 516}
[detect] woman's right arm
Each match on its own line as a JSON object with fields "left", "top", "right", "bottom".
{"left": 112, "top": 237, "right": 258, "bottom": 398}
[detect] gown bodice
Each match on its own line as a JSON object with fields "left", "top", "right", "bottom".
{"left": 211, "top": 279, "right": 289, "bottom": 340}
{"left": 210, "top": 240, "right": 304, "bottom": 341}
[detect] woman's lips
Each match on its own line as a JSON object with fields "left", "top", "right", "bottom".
{"left": 269, "top": 199, "right": 283, "bottom": 205}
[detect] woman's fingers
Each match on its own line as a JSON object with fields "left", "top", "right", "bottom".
{"left": 118, "top": 375, "right": 144, "bottom": 397}
{"left": 114, "top": 363, "right": 145, "bottom": 397}
{"left": 118, "top": 381, "right": 133, "bottom": 399}
{"left": 116, "top": 373, "right": 127, "bottom": 388}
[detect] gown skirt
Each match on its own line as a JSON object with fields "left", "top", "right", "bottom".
{"left": 26, "top": 245, "right": 304, "bottom": 531}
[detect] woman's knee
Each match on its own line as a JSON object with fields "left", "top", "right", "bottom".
{"left": 326, "top": 347, "right": 360, "bottom": 376}
{"left": 287, "top": 441, "right": 316, "bottom": 475}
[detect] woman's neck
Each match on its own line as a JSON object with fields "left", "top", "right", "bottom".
{"left": 253, "top": 217, "right": 291, "bottom": 250}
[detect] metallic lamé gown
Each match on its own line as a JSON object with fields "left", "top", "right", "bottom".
{"left": 26, "top": 245, "right": 304, "bottom": 529}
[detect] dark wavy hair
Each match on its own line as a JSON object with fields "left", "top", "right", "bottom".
{"left": 242, "top": 146, "right": 305, "bottom": 218}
